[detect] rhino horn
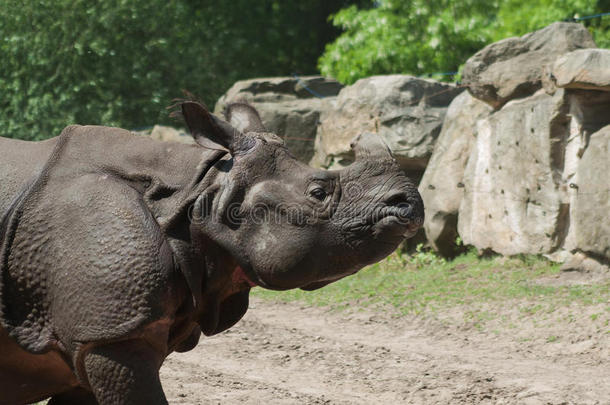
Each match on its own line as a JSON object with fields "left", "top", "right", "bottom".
{"left": 350, "top": 132, "right": 393, "bottom": 161}
{"left": 181, "top": 101, "right": 254, "bottom": 155}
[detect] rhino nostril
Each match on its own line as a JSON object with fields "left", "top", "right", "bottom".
{"left": 383, "top": 194, "right": 414, "bottom": 219}
{"left": 378, "top": 194, "right": 414, "bottom": 223}
{"left": 383, "top": 193, "right": 410, "bottom": 207}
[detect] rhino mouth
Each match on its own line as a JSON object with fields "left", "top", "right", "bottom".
{"left": 375, "top": 213, "right": 422, "bottom": 239}
{"left": 232, "top": 261, "right": 279, "bottom": 290}
{"left": 343, "top": 208, "right": 421, "bottom": 245}
{"left": 373, "top": 193, "right": 424, "bottom": 237}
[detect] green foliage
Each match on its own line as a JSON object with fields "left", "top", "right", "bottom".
{"left": 3, "top": 1, "right": 608, "bottom": 140}
{"left": 407, "top": 243, "right": 447, "bottom": 268}
{"left": 318, "top": 0, "right": 498, "bottom": 84}
{"left": 0, "top": 0, "right": 356, "bottom": 140}
{"left": 494, "top": 0, "right": 610, "bottom": 47}
{"left": 319, "top": 0, "right": 610, "bottom": 84}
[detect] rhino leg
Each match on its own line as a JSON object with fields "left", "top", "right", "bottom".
{"left": 82, "top": 339, "right": 167, "bottom": 405}
{"left": 48, "top": 387, "right": 96, "bottom": 404}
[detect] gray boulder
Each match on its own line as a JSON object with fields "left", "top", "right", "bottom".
{"left": 560, "top": 252, "right": 609, "bottom": 274}
{"left": 420, "top": 22, "right": 610, "bottom": 263}
{"left": 310, "top": 75, "right": 463, "bottom": 178}
{"left": 149, "top": 125, "right": 195, "bottom": 144}
{"left": 132, "top": 125, "right": 194, "bottom": 144}
{"left": 214, "top": 76, "right": 343, "bottom": 162}
{"left": 462, "top": 22, "right": 596, "bottom": 109}
{"left": 456, "top": 87, "right": 610, "bottom": 259}
{"left": 418, "top": 91, "right": 492, "bottom": 256}
{"left": 548, "top": 48, "right": 610, "bottom": 92}
{"left": 565, "top": 125, "right": 610, "bottom": 260}
{"left": 457, "top": 90, "right": 569, "bottom": 255}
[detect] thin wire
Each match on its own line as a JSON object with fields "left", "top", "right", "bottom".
{"left": 568, "top": 11, "right": 610, "bottom": 21}
{"left": 283, "top": 137, "right": 318, "bottom": 142}
{"left": 292, "top": 74, "right": 327, "bottom": 99}
{"left": 418, "top": 72, "right": 458, "bottom": 78}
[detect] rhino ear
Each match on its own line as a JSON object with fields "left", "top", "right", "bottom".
{"left": 180, "top": 101, "right": 253, "bottom": 154}
{"left": 224, "top": 102, "right": 267, "bottom": 133}
{"left": 350, "top": 132, "right": 393, "bottom": 161}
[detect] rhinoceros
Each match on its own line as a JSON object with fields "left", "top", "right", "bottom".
{"left": 0, "top": 101, "right": 423, "bottom": 404}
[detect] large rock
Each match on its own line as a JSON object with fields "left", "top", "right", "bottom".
{"left": 149, "top": 125, "right": 194, "bottom": 144}
{"left": 214, "top": 76, "right": 343, "bottom": 162}
{"left": 418, "top": 91, "right": 492, "bottom": 256}
{"left": 456, "top": 85, "right": 610, "bottom": 258}
{"left": 560, "top": 252, "right": 609, "bottom": 274}
{"left": 133, "top": 125, "right": 194, "bottom": 144}
{"left": 462, "top": 22, "right": 596, "bottom": 109}
{"left": 420, "top": 22, "right": 610, "bottom": 262}
{"left": 310, "top": 75, "right": 463, "bottom": 177}
{"left": 457, "top": 90, "right": 570, "bottom": 255}
{"left": 566, "top": 125, "right": 610, "bottom": 260}
{"left": 548, "top": 48, "right": 610, "bottom": 92}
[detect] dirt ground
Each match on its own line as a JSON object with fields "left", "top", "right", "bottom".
{"left": 160, "top": 297, "right": 609, "bottom": 405}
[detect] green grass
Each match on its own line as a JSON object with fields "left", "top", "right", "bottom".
{"left": 546, "top": 335, "right": 560, "bottom": 343}
{"left": 252, "top": 247, "right": 610, "bottom": 317}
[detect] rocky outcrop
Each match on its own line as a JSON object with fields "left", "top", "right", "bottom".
{"left": 462, "top": 22, "right": 596, "bottom": 110}
{"left": 214, "top": 76, "right": 343, "bottom": 163}
{"left": 457, "top": 90, "right": 570, "bottom": 256}
{"left": 149, "top": 125, "right": 194, "bottom": 144}
{"left": 560, "top": 251, "right": 610, "bottom": 274}
{"left": 422, "top": 86, "right": 610, "bottom": 261}
{"left": 452, "top": 84, "right": 610, "bottom": 260}
{"left": 421, "top": 22, "right": 610, "bottom": 265}
{"left": 565, "top": 125, "right": 610, "bottom": 261}
{"left": 310, "top": 75, "right": 463, "bottom": 178}
{"left": 546, "top": 48, "right": 610, "bottom": 92}
{"left": 418, "top": 92, "right": 492, "bottom": 256}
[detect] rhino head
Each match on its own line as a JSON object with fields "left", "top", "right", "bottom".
{"left": 180, "top": 101, "right": 424, "bottom": 294}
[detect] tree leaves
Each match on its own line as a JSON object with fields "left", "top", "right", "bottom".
{"left": 319, "top": 0, "right": 609, "bottom": 84}
{"left": 0, "top": 0, "right": 353, "bottom": 140}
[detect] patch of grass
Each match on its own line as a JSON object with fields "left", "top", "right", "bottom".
{"left": 546, "top": 335, "right": 560, "bottom": 343}
{"left": 252, "top": 246, "right": 609, "bottom": 318}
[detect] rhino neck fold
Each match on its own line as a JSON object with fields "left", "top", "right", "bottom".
{"left": 81, "top": 129, "right": 246, "bottom": 338}
{"left": 130, "top": 147, "right": 250, "bottom": 337}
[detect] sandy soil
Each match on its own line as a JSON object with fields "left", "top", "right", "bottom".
{"left": 160, "top": 297, "right": 609, "bottom": 405}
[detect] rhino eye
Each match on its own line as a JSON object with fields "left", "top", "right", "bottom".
{"left": 309, "top": 187, "right": 327, "bottom": 201}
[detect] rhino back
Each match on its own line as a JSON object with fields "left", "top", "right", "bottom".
{"left": 0, "top": 137, "right": 58, "bottom": 217}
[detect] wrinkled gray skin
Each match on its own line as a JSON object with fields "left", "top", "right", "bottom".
{"left": 0, "top": 101, "right": 423, "bottom": 404}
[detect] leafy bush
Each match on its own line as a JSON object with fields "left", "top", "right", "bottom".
{"left": 494, "top": 0, "right": 610, "bottom": 47}
{"left": 0, "top": 0, "right": 357, "bottom": 140}
{"left": 319, "top": 0, "right": 610, "bottom": 84}
{"left": 3, "top": 1, "right": 607, "bottom": 140}
{"left": 318, "top": 0, "right": 497, "bottom": 84}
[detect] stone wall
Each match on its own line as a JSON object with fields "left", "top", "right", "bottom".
{"left": 420, "top": 22, "right": 610, "bottom": 268}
